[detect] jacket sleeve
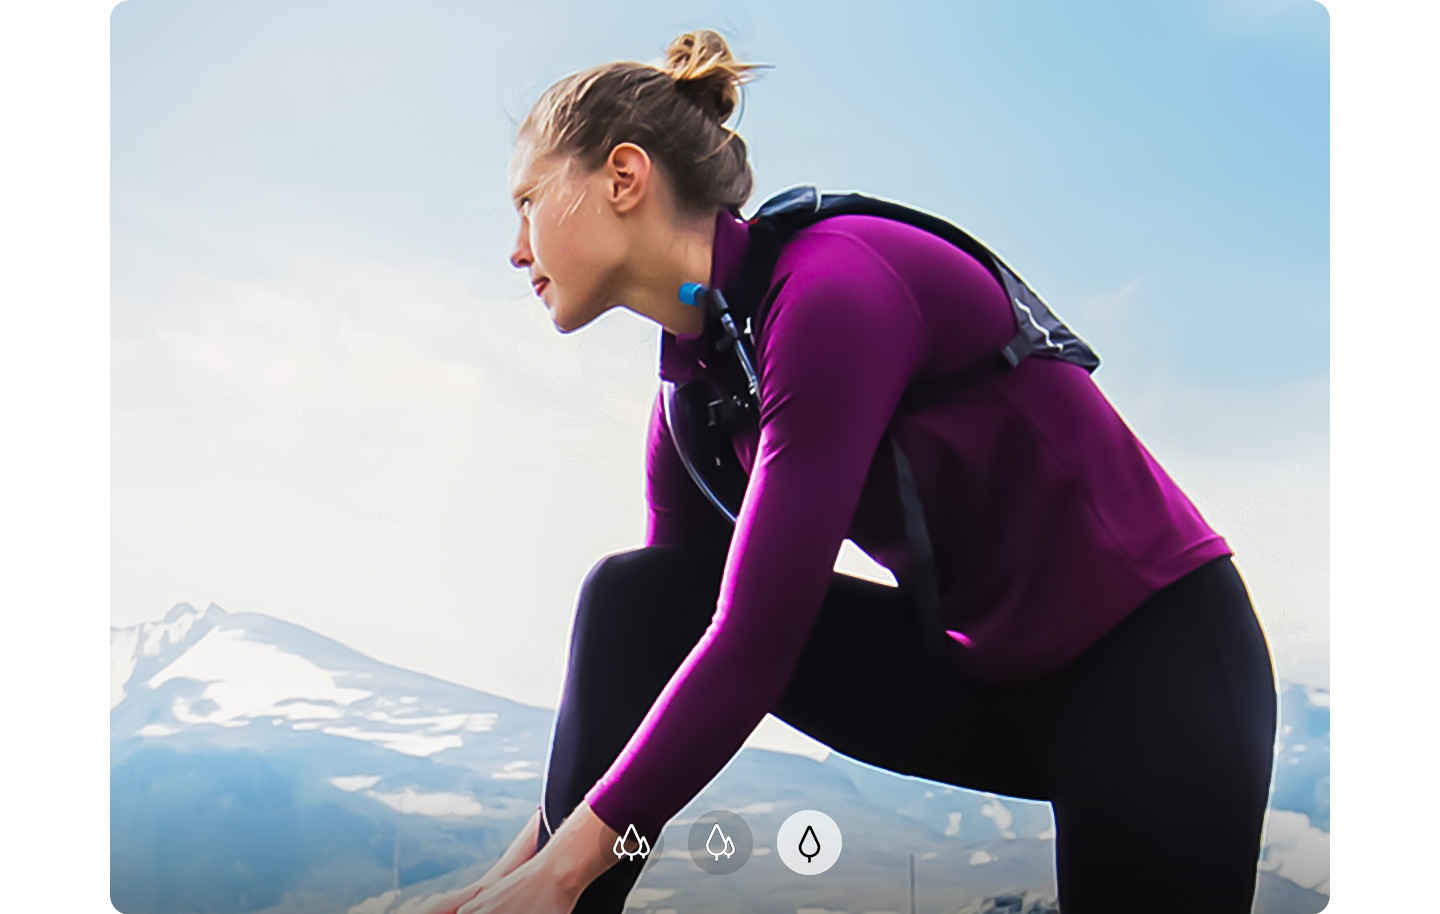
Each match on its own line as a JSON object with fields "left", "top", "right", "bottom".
{"left": 585, "top": 233, "right": 932, "bottom": 839}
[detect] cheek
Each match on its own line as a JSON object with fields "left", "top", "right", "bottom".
{"left": 536, "top": 207, "right": 615, "bottom": 284}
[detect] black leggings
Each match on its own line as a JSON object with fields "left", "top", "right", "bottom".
{"left": 537, "top": 545, "right": 1278, "bottom": 913}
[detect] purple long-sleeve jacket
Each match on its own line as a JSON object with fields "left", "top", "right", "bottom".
{"left": 583, "top": 208, "right": 1232, "bottom": 839}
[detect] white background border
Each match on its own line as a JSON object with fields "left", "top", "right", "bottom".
{"left": 0, "top": 1, "right": 1429, "bottom": 911}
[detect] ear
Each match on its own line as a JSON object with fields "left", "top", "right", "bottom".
{"left": 603, "top": 143, "right": 651, "bottom": 215}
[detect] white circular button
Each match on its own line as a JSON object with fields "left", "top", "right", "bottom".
{"left": 776, "top": 809, "right": 842, "bottom": 875}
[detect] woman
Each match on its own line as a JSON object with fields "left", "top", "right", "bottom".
{"left": 429, "top": 29, "right": 1278, "bottom": 914}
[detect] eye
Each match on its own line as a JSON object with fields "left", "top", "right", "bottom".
{"left": 517, "top": 196, "right": 533, "bottom": 217}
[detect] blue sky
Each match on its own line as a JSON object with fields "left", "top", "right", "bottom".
{"left": 112, "top": 0, "right": 1327, "bottom": 387}
{"left": 110, "top": 0, "right": 1330, "bottom": 721}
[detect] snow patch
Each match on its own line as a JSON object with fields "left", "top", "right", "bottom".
{"left": 331, "top": 775, "right": 382, "bottom": 792}
{"left": 141, "top": 605, "right": 203, "bottom": 656}
{"left": 148, "top": 627, "right": 370, "bottom": 726}
{"left": 732, "top": 801, "right": 776, "bottom": 816}
{"left": 365, "top": 786, "right": 483, "bottom": 817}
{"left": 346, "top": 888, "right": 399, "bottom": 914}
{"left": 111, "top": 627, "right": 140, "bottom": 709}
{"left": 491, "top": 759, "right": 540, "bottom": 780}
{"left": 319, "top": 725, "right": 463, "bottom": 757}
{"left": 980, "top": 798, "right": 1016, "bottom": 839}
{"left": 626, "top": 888, "right": 676, "bottom": 908}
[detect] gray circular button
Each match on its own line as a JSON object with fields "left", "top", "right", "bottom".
{"left": 687, "top": 809, "right": 752, "bottom": 874}
{"left": 777, "top": 809, "right": 842, "bottom": 874}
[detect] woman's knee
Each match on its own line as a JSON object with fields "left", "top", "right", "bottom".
{"left": 570, "top": 546, "right": 721, "bottom": 655}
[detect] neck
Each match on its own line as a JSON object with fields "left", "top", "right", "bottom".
{"left": 620, "top": 210, "right": 716, "bottom": 337}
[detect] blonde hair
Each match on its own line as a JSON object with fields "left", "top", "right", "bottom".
{"left": 518, "top": 30, "right": 767, "bottom": 216}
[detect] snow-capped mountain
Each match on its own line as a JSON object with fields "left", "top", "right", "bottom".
{"left": 111, "top": 603, "right": 556, "bottom": 914}
{"left": 112, "top": 602, "right": 555, "bottom": 791}
{"left": 111, "top": 603, "right": 1329, "bottom": 914}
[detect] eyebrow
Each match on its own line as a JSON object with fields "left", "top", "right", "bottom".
{"left": 510, "top": 177, "right": 536, "bottom": 208}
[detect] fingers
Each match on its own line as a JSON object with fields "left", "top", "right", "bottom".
{"left": 421, "top": 882, "right": 482, "bottom": 914}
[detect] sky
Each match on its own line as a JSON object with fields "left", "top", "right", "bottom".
{"left": 108, "top": 0, "right": 1331, "bottom": 763}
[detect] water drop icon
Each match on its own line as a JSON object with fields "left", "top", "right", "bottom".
{"left": 705, "top": 822, "right": 736, "bottom": 860}
{"left": 798, "top": 823, "right": 821, "bottom": 862}
{"left": 612, "top": 823, "right": 651, "bottom": 860}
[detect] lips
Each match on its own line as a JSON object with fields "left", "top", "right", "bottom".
{"left": 532, "top": 278, "right": 549, "bottom": 296}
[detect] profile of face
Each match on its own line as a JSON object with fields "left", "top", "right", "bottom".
{"left": 508, "top": 141, "right": 632, "bottom": 334}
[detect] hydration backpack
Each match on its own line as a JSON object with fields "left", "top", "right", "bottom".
{"left": 661, "top": 185, "right": 1101, "bottom": 661}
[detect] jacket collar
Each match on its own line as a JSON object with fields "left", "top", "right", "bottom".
{"left": 658, "top": 208, "right": 751, "bottom": 383}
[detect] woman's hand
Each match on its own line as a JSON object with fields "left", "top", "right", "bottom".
{"left": 454, "top": 854, "right": 582, "bottom": 914}
{"left": 416, "top": 880, "right": 489, "bottom": 914}
{"left": 416, "top": 808, "right": 544, "bottom": 914}
{"left": 454, "top": 800, "right": 623, "bottom": 914}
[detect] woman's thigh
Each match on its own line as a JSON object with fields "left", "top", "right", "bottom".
{"left": 1017, "top": 556, "right": 1279, "bottom": 912}
{"left": 555, "top": 545, "right": 1043, "bottom": 804}
{"left": 773, "top": 570, "right": 1046, "bottom": 802}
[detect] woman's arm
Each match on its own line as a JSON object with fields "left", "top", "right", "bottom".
{"left": 583, "top": 233, "right": 932, "bottom": 841}
{"left": 531, "top": 801, "right": 622, "bottom": 895}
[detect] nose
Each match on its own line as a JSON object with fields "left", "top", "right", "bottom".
{"left": 510, "top": 220, "right": 532, "bottom": 272}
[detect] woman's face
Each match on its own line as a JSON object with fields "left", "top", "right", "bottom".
{"left": 508, "top": 143, "right": 628, "bottom": 333}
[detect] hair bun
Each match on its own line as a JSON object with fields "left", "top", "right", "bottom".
{"left": 661, "top": 29, "right": 760, "bottom": 124}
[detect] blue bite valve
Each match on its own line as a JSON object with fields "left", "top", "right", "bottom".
{"left": 679, "top": 282, "right": 706, "bottom": 306}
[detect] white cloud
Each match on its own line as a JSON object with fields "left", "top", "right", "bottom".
{"left": 112, "top": 189, "right": 661, "bottom": 708}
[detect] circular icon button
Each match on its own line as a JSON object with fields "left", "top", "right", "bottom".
{"left": 687, "top": 809, "right": 753, "bottom": 874}
{"left": 776, "top": 809, "right": 842, "bottom": 875}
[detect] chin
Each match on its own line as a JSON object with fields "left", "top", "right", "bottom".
{"left": 550, "top": 302, "right": 608, "bottom": 335}
{"left": 550, "top": 310, "right": 588, "bottom": 335}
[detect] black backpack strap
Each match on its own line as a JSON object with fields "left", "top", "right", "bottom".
{"left": 662, "top": 379, "right": 749, "bottom": 524}
{"left": 890, "top": 435, "right": 957, "bottom": 664}
{"left": 726, "top": 186, "right": 1101, "bottom": 378}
